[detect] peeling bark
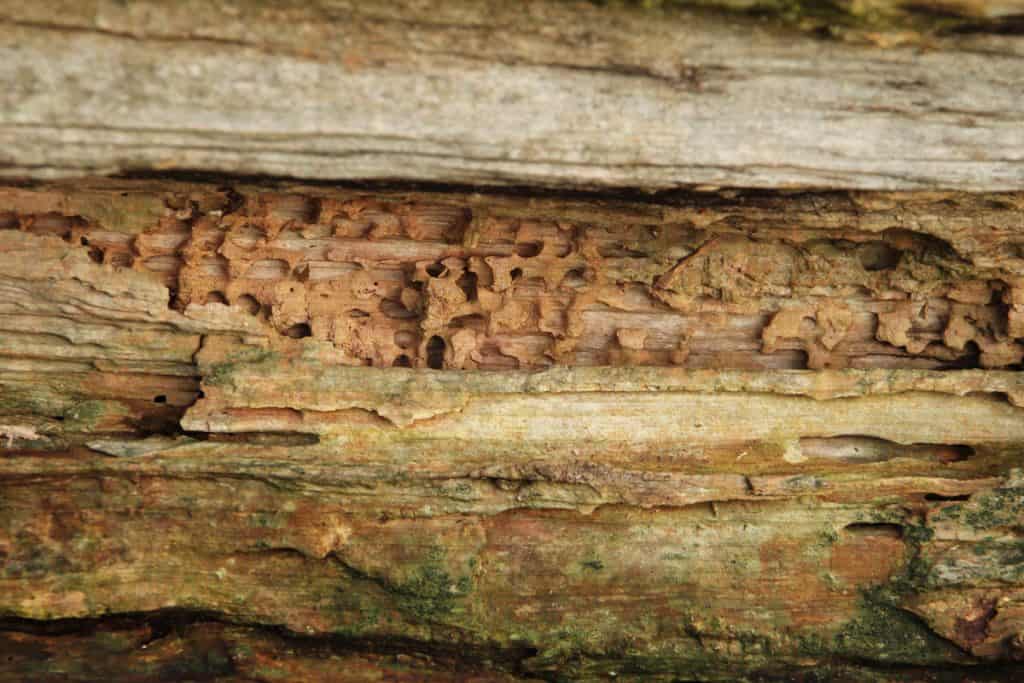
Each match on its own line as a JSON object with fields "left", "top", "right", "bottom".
{"left": 1, "top": 179, "right": 1024, "bottom": 680}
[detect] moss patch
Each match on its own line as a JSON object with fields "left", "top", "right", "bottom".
{"left": 393, "top": 547, "right": 473, "bottom": 622}
{"left": 934, "top": 487, "right": 1024, "bottom": 530}
{"left": 834, "top": 594, "right": 964, "bottom": 665}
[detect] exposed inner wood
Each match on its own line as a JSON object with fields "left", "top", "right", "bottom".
{"left": 2, "top": 179, "right": 1024, "bottom": 681}
{"left": 3, "top": 183, "right": 1022, "bottom": 377}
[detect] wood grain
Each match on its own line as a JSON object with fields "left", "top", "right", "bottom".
{"left": 2, "top": 1, "right": 1024, "bottom": 190}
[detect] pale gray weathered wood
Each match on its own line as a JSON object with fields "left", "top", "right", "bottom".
{"left": 1, "top": 0, "right": 1023, "bottom": 190}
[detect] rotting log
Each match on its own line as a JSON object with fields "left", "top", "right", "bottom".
{"left": 4, "top": 0, "right": 1024, "bottom": 680}
{"left": 1, "top": 180, "right": 1024, "bottom": 681}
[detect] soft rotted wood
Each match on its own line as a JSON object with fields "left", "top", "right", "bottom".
{"left": 1, "top": 179, "right": 1024, "bottom": 680}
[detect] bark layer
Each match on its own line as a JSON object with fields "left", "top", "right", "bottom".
{"left": 1, "top": 180, "right": 1024, "bottom": 680}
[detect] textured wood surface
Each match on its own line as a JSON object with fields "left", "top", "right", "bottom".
{"left": 2, "top": 180, "right": 1024, "bottom": 680}
{"left": 2, "top": 0, "right": 1024, "bottom": 191}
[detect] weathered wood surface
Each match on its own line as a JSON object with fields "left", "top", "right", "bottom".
{"left": 2, "top": 180, "right": 1024, "bottom": 680}
{"left": 2, "top": 0, "right": 1024, "bottom": 191}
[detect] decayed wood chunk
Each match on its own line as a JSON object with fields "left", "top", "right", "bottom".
{"left": 1, "top": 180, "right": 1024, "bottom": 680}
{"left": 3, "top": 181, "right": 1023, "bottom": 379}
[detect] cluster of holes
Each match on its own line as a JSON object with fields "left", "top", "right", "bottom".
{"left": 8, "top": 199, "right": 344, "bottom": 351}
{"left": 14, "top": 195, "right": 1003, "bottom": 375}
{"left": 3, "top": 212, "right": 147, "bottom": 269}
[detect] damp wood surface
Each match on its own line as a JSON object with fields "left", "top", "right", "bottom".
{"left": 0, "top": 179, "right": 1024, "bottom": 681}
{"left": 3, "top": 0, "right": 1024, "bottom": 191}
